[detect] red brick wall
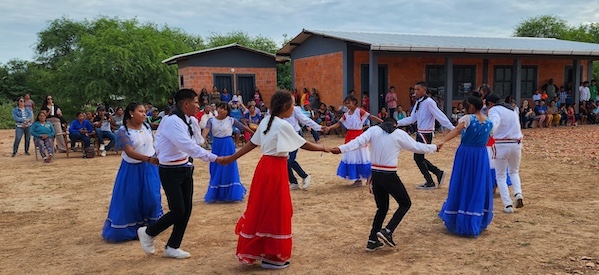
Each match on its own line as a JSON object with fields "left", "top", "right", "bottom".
{"left": 353, "top": 51, "right": 587, "bottom": 108}
{"left": 178, "top": 66, "right": 277, "bottom": 107}
{"left": 294, "top": 52, "right": 344, "bottom": 107}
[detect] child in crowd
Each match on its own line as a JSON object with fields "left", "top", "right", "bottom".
{"left": 221, "top": 90, "right": 330, "bottom": 269}
{"left": 437, "top": 96, "right": 494, "bottom": 237}
{"left": 201, "top": 102, "right": 253, "bottom": 203}
{"left": 327, "top": 95, "right": 383, "bottom": 187}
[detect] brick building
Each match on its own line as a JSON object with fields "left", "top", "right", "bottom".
{"left": 163, "top": 43, "right": 281, "bottom": 107}
{"left": 278, "top": 29, "right": 599, "bottom": 114}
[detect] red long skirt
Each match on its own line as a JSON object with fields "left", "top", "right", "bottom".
{"left": 344, "top": 129, "right": 363, "bottom": 143}
{"left": 235, "top": 155, "right": 293, "bottom": 265}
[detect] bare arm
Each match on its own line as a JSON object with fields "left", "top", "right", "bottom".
{"left": 223, "top": 141, "right": 258, "bottom": 165}
{"left": 123, "top": 144, "right": 159, "bottom": 165}
{"left": 301, "top": 141, "right": 330, "bottom": 152}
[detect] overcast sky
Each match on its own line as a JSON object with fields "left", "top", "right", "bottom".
{"left": 1, "top": 0, "right": 598, "bottom": 64}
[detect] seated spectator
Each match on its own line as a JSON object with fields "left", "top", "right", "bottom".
{"left": 242, "top": 104, "right": 262, "bottom": 141}
{"left": 85, "top": 111, "right": 95, "bottom": 123}
{"left": 112, "top": 107, "right": 124, "bottom": 133}
{"left": 147, "top": 109, "right": 162, "bottom": 130}
{"left": 394, "top": 105, "right": 407, "bottom": 120}
{"left": 558, "top": 105, "right": 568, "bottom": 126}
{"left": 229, "top": 101, "right": 244, "bottom": 146}
{"left": 230, "top": 90, "right": 243, "bottom": 106}
{"left": 579, "top": 102, "right": 589, "bottom": 125}
{"left": 532, "top": 89, "right": 542, "bottom": 102}
{"left": 566, "top": 105, "right": 577, "bottom": 126}
{"left": 301, "top": 104, "right": 320, "bottom": 143}
{"left": 93, "top": 106, "right": 116, "bottom": 157}
{"left": 377, "top": 107, "right": 390, "bottom": 120}
{"left": 221, "top": 87, "right": 232, "bottom": 103}
{"left": 450, "top": 106, "right": 459, "bottom": 126}
{"left": 316, "top": 103, "right": 328, "bottom": 126}
{"left": 520, "top": 100, "right": 535, "bottom": 128}
{"left": 587, "top": 101, "right": 598, "bottom": 124}
{"left": 546, "top": 101, "right": 560, "bottom": 127}
{"left": 69, "top": 112, "right": 94, "bottom": 149}
{"left": 31, "top": 111, "right": 55, "bottom": 163}
{"left": 533, "top": 100, "right": 548, "bottom": 128}
{"left": 157, "top": 106, "right": 171, "bottom": 118}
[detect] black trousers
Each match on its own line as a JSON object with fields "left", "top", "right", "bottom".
{"left": 146, "top": 166, "right": 194, "bottom": 249}
{"left": 414, "top": 132, "right": 441, "bottom": 185}
{"left": 369, "top": 170, "right": 411, "bottom": 240}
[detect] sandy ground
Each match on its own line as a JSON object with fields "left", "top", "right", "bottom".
{"left": 1, "top": 126, "right": 598, "bottom": 275}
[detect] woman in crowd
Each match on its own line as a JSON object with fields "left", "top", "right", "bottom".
{"left": 41, "top": 95, "right": 68, "bottom": 152}
{"left": 11, "top": 97, "right": 33, "bottom": 157}
{"left": 31, "top": 111, "right": 56, "bottom": 163}
{"left": 68, "top": 112, "right": 94, "bottom": 149}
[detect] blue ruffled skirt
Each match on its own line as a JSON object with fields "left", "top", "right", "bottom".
{"left": 205, "top": 136, "right": 246, "bottom": 203}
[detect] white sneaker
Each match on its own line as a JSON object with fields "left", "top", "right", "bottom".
{"left": 515, "top": 193, "right": 524, "bottom": 208}
{"left": 302, "top": 175, "right": 312, "bottom": 190}
{"left": 290, "top": 184, "right": 299, "bottom": 190}
{"left": 503, "top": 205, "right": 514, "bottom": 214}
{"left": 99, "top": 144, "right": 105, "bottom": 151}
{"left": 137, "top": 226, "right": 155, "bottom": 255}
{"left": 101, "top": 150, "right": 107, "bottom": 157}
{"left": 260, "top": 261, "right": 290, "bottom": 269}
{"left": 163, "top": 246, "right": 191, "bottom": 259}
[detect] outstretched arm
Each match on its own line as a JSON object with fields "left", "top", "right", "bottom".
{"left": 221, "top": 141, "right": 258, "bottom": 165}
{"left": 301, "top": 141, "right": 330, "bottom": 152}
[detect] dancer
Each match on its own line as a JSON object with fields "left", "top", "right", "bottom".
{"left": 201, "top": 102, "right": 253, "bottom": 203}
{"left": 396, "top": 82, "right": 455, "bottom": 189}
{"left": 331, "top": 117, "right": 438, "bottom": 251}
{"left": 437, "top": 96, "right": 494, "bottom": 237}
{"left": 137, "top": 89, "right": 224, "bottom": 259}
{"left": 328, "top": 95, "right": 383, "bottom": 187}
{"left": 486, "top": 93, "right": 524, "bottom": 214}
{"left": 284, "top": 104, "right": 326, "bottom": 190}
{"left": 221, "top": 90, "right": 330, "bottom": 269}
{"left": 102, "top": 102, "right": 163, "bottom": 242}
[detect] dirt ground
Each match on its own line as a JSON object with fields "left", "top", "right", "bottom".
{"left": 1, "top": 125, "right": 598, "bottom": 275}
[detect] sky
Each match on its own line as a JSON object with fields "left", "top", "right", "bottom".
{"left": 1, "top": 0, "right": 599, "bottom": 64}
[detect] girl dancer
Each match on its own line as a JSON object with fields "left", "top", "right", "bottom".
{"left": 437, "top": 96, "right": 494, "bottom": 237}
{"left": 222, "top": 90, "right": 329, "bottom": 269}
{"left": 102, "top": 102, "right": 163, "bottom": 242}
{"left": 328, "top": 95, "right": 383, "bottom": 187}
{"left": 201, "top": 102, "right": 253, "bottom": 203}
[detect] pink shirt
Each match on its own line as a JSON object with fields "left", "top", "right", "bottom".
{"left": 386, "top": 92, "right": 397, "bottom": 109}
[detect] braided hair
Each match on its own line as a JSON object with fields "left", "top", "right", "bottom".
{"left": 263, "top": 90, "right": 293, "bottom": 135}
{"left": 123, "top": 102, "right": 148, "bottom": 134}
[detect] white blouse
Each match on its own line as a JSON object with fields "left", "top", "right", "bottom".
{"left": 251, "top": 116, "right": 306, "bottom": 156}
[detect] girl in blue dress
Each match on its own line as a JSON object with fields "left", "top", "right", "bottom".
{"left": 102, "top": 103, "right": 163, "bottom": 242}
{"left": 202, "top": 102, "right": 254, "bottom": 203}
{"left": 437, "top": 96, "right": 493, "bottom": 237}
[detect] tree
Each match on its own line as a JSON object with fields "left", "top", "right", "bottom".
{"left": 513, "top": 15, "right": 570, "bottom": 38}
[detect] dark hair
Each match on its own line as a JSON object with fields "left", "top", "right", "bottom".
{"left": 123, "top": 102, "right": 147, "bottom": 134}
{"left": 96, "top": 105, "right": 105, "bottom": 112}
{"left": 344, "top": 94, "right": 359, "bottom": 105}
{"left": 389, "top": 86, "right": 395, "bottom": 90}
{"left": 175, "top": 88, "right": 197, "bottom": 109}
{"left": 485, "top": 93, "right": 501, "bottom": 104}
{"left": 478, "top": 84, "right": 493, "bottom": 98}
{"left": 415, "top": 81, "right": 428, "bottom": 90}
{"left": 115, "top": 106, "right": 123, "bottom": 113}
{"left": 463, "top": 96, "right": 484, "bottom": 112}
{"left": 75, "top": 111, "right": 84, "bottom": 117}
{"left": 36, "top": 111, "right": 46, "bottom": 122}
{"left": 383, "top": 117, "right": 396, "bottom": 124}
{"left": 42, "top": 95, "right": 53, "bottom": 107}
{"left": 215, "top": 102, "right": 231, "bottom": 116}
{"left": 263, "top": 90, "right": 293, "bottom": 134}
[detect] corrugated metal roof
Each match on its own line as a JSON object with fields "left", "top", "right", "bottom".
{"left": 163, "top": 43, "right": 287, "bottom": 65}
{"left": 277, "top": 29, "right": 599, "bottom": 57}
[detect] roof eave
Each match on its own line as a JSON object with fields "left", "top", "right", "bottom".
{"left": 372, "top": 45, "right": 599, "bottom": 56}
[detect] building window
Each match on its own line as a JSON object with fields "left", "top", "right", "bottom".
{"left": 425, "top": 65, "right": 476, "bottom": 100}
{"left": 493, "top": 66, "right": 537, "bottom": 98}
{"left": 179, "top": 75, "right": 184, "bottom": 87}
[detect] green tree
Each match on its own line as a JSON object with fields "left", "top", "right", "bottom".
{"left": 513, "top": 15, "right": 570, "bottom": 38}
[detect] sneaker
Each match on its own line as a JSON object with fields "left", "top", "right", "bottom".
{"left": 137, "top": 226, "right": 155, "bottom": 255}
{"left": 101, "top": 150, "right": 107, "bottom": 157}
{"left": 163, "top": 246, "right": 191, "bottom": 259}
{"left": 515, "top": 193, "right": 524, "bottom": 208}
{"left": 290, "top": 183, "right": 299, "bottom": 190}
{"left": 99, "top": 144, "right": 105, "bottom": 151}
{"left": 302, "top": 175, "right": 312, "bottom": 190}
{"left": 47, "top": 154, "right": 53, "bottom": 163}
{"left": 365, "top": 239, "right": 384, "bottom": 251}
{"left": 376, "top": 228, "right": 396, "bottom": 247}
{"left": 417, "top": 183, "right": 436, "bottom": 189}
{"left": 436, "top": 170, "right": 446, "bottom": 188}
{"left": 503, "top": 205, "right": 514, "bottom": 214}
{"left": 260, "top": 260, "right": 290, "bottom": 269}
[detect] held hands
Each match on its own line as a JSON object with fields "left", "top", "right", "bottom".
{"left": 216, "top": 156, "right": 232, "bottom": 166}
{"left": 321, "top": 126, "right": 329, "bottom": 133}
{"left": 330, "top": 147, "right": 342, "bottom": 154}
{"left": 436, "top": 142, "right": 444, "bottom": 152}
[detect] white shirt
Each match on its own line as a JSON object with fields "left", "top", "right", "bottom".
{"left": 396, "top": 97, "right": 455, "bottom": 132}
{"left": 251, "top": 116, "right": 306, "bottom": 156}
{"left": 488, "top": 105, "right": 523, "bottom": 140}
{"left": 579, "top": 86, "right": 591, "bottom": 101}
{"left": 231, "top": 95, "right": 243, "bottom": 104}
{"left": 155, "top": 114, "right": 217, "bottom": 165}
{"left": 199, "top": 112, "right": 214, "bottom": 129}
{"left": 119, "top": 126, "right": 154, "bottom": 164}
{"left": 532, "top": 93, "right": 542, "bottom": 102}
{"left": 284, "top": 106, "right": 322, "bottom": 132}
{"left": 339, "top": 126, "right": 437, "bottom": 171}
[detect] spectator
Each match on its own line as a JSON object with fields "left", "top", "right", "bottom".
{"left": 31, "top": 111, "right": 55, "bottom": 163}
{"left": 309, "top": 88, "right": 321, "bottom": 111}
{"left": 231, "top": 90, "right": 244, "bottom": 106}
{"left": 558, "top": 86, "right": 568, "bottom": 105}
{"left": 221, "top": 87, "right": 232, "bottom": 103}
{"left": 209, "top": 86, "right": 221, "bottom": 105}
{"left": 579, "top": 81, "right": 591, "bottom": 102}
{"left": 546, "top": 101, "right": 560, "bottom": 127}
{"left": 229, "top": 101, "right": 244, "bottom": 146}
{"left": 590, "top": 80, "right": 598, "bottom": 104}
{"left": 301, "top": 104, "right": 320, "bottom": 143}
{"left": 533, "top": 100, "right": 548, "bottom": 128}
{"left": 253, "top": 87, "right": 263, "bottom": 106}
{"left": 378, "top": 107, "right": 390, "bottom": 120}
{"left": 23, "top": 93, "right": 35, "bottom": 111}
{"left": 93, "top": 106, "right": 116, "bottom": 157}
{"left": 362, "top": 92, "right": 370, "bottom": 112}
{"left": 394, "top": 105, "right": 407, "bottom": 121}
{"left": 520, "top": 100, "right": 535, "bottom": 129}
{"left": 12, "top": 96, "right": 33, "bottom": 157}
{"left": 147, "top": 109, "right": 162, "bottom": 130}
{"left": 300, "top": 87, "right": 310, "bottom": 107}
{"left": 316, "top": 103, "right": 328, "bottom": 126}
{"left": 85, "top": 111, "right": 95, "bottom": 123}
{"left": 199, "top": 88, "right": 209, "bottom": 107}
{"left": 532, "top": 89, "right": 542, "bottom": 102}
{"left": 112, "top": 107, "right": 125, "bottom": 132}
{"left": 385, "top": 86, "right": 398, "bottom": 115}
{"left": 542, "top": 79, "right": 559, "bottom": 99}
{"left": 41, "top": 95, "right": 67, "bottom": 152}
{"left": 69, "top": 112, "right": 95, "bottom": 149}
{"left": 567, "top": 105, "right": 577, "bottom": 126}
